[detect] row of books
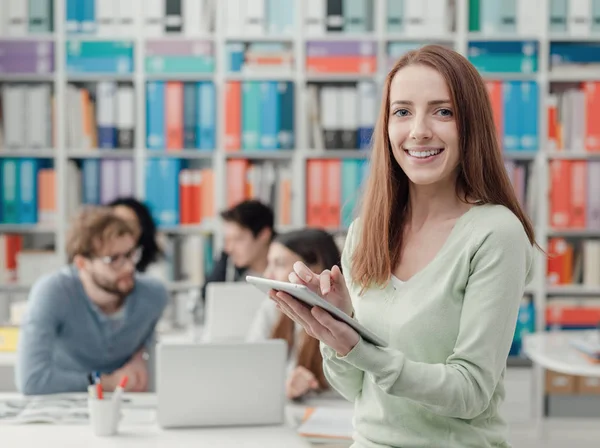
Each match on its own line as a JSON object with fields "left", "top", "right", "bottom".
{"left": 226, "top": 43, "right": 293, "bottom": 74}
{"left": 224, "top": 81, "right": 294, "bottom": 151}
{"left": 306, "top": 158, "right": 368, "bottom": 229}
{"left": 307, "top": 83, "right": 375, "bottom": 151}
{"left": 67, "top": 0, "right": 216, "bottom": 37}
{"left": 548, "top": 82, "right": 600, "bottom": 152}
{"left": 146, "top": 40, "right": 214, "bottom": 74}
{"left": 1, "top": 84, "right": 53, "bottom": 150}
{"left": 0, "top": 159, "right": 55, "bottom": 225}
{"left": 547, "top": 300, "right": 600, "bottom": 330}
{"left": 550, "top": 160, "right": 600, "bottom": 230}
{"left": 226, "top": 160, "right": 292, "bottom": 226}
{"left": 0, "top": 0, "right": 54, "bottom": 36}
{"left": 504, "top": 161, "right": 536, "bottom": 220}
{"left": 469, "top": 0, "right": 541, "bottom": 35}
{"left": 0, "top": 40, "right": 54, "bottom": 74}
{"left": 66, "top": 82, "right": 134, "bottom": 150}
{"left": 65, "top": 159, "right": 134, "bottom": 217}
{"left": 146, "top": 81, "right": 216, "bottom": 151}
{"left": 486, "top": 81, "right": 539, "bottom": 151}
{"left": 547, "top": 238, "right": 600, "bottom": 286}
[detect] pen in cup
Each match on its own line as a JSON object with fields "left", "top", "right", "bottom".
{"left": 112, "top": 375, "right": 129, "bottom": 405}
{"left": 93, "top": 371, "right": 103, "bottom": 400}
{"left": 87, "top": 373, "right": 96, "bottom": 398}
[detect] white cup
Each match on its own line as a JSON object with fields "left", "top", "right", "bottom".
{"left": 88, "top": 398, "right": 121, "bottom": 437}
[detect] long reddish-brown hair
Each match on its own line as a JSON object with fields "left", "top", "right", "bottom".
{"left": 270, "top": 229, "right": 342, "bottom": 390}
{"left": 352, "top": 44, "right": 537, "bottom": 291}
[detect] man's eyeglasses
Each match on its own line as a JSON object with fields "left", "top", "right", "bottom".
{"left": 93, "top": 247, "right": 142, "bottom": 270}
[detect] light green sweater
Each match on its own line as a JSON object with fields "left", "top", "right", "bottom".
{"left": 321, "top": 204, "right": 534, "bottom": 448}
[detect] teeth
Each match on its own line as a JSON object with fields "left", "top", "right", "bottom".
{"left": 407, "top": 149, "right": 442, "bottom": 158}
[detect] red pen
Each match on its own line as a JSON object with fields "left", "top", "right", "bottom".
{"left": 96, "top": 381, "right": 103, "bottom": 400}
{"left": 112, "top": 375, "right": 128, "bottom": 404}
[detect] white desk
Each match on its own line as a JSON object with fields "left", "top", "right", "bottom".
{"left": 0, "top": 393, "right": 312, "bottom": 448}
{"left": 523, "top": 330, "right": 600, "bottom": 377}
{"left": 523, "top": 330, "right": 600, "bottom": 426}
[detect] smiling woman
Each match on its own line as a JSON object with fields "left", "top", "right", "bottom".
{"left": 269, "top": 44, "right": 539, "bottom": 448}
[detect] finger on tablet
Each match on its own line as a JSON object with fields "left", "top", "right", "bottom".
{"left": 293, "top": 261, "right": 319, "bottom": 285}
{"left": 320, "top": 270, "right": 332, "bottom": 295}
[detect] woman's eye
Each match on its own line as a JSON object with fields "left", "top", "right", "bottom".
{"left": 394, "top": 109, "right": 409, "bottom": 117}
{"left": 437, "top": 108, "right": 453, "bottom": 117}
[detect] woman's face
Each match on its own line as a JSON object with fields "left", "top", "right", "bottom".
{"left": 387, "top": 64, "right": 460, "bottom": 188}
{"left": 264, "top": 242, "right": 321, "bottom": 283}
{"left": 113, "top": 205, "right": 141, "bottom": 241}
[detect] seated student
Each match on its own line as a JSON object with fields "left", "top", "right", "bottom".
{"left": 201, "top": 199, "right": 275, "bottom": 298}
{"left": 108, "top": 197, "right": 162, "bottom": 273}
{"left": 247, "top": 228, "right": 341, "bottom": 400}
{"left": 15, "top": 207, "right": 168, "bottom": 395}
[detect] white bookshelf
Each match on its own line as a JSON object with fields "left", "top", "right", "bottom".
{"left": 1, "top": 0, "right": 600, "bottom": 417}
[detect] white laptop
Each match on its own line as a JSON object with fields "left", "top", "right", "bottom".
{"left": 156, "top": 340, "right": 287, "bottom": 429}
{"left": 203, "top": 282, "right": 267, "bottom": 342}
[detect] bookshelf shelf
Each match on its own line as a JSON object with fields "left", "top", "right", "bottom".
{"left": 306, "top": 73, "right": 379, "bottom": 82}
{"left": 547, "top": 152, "right": 600, "bottom": 160}
{"left": 0, "top": 224, "right": 55, "bottom": 234}
{"left": 65, "top": 35, "right": 136, "bottom": 41}
{"left": 0, "top": 150, "right": 55, "bottom": 158}
{"left": 307, "top": 33, "right": 378, "bottom": 42}
{"left": 546, "top": 285, "right": 600, "bottom": 296}
{"left": 0, "top": 283, "right": 32, "bottom": 293}
{"left": 467, "top": 33, "right": 539, "bottom": 42}
{"left": 547, "top": 229, "right": 600, "bottom": 238}
{"left": 225, "top": 35, "right": 294, "bottom": 43}
{"left": 478, "top": 72, "right": 538, "bottom": 81}
{"left": 303, "top": 150, "right": 370, "bottom": 159}
{"left": 225, "top": 151, "right": 295, "bottom": 160}
{"left": 548, "top": 72, "right": 600, "bottom": 82}
{"left": 386, "top": 34, "right": 456, "bottom": 42}
{"left": 66, "top": 150, "right": 135, "bottom": 159}
{"left": 66, "top": 74, "right": 135, "bottom": 82}
{"left": 502, "top": 151, "right": 539, "bottom": 160}
{"left": 225, "top": 73, "right": 295, "bottom": 81}
{"left": 159, "top": 224, "right": 215, "bottom": 235}
{"left": 145, "top": 73, "right": 215, "bottom": 81}
{"left": 147, "top": 150, "right": 215, "bottom": 160}
{"left": 549, "top": 34, "right": 600, "bottom": 42}
{"left": 0, "top": 34, "right": 56, "bottom": 41}
{"left": 0, "top": 74, "right": 54, "bottom": 81}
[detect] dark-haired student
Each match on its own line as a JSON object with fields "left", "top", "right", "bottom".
{"left": 201, "top": 199, "right": 275, "bottom": 299}
{"left": 271, "top": 45, "right": 536, "bottom": 447}
{"left": 247, "top": 228, "right": 341, "bottom": 400}
{"left": 108, "top": 197, "right": 162, "bottom": 273}
{"left": 16, "top": 207, "right": 168, "bottom": 395}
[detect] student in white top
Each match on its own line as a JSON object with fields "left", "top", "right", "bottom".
{"left": 247, "top": 228, "right": 341, "bottom": 400}
{"left": 269, "top": 45, "right": 538, "bottom": 447}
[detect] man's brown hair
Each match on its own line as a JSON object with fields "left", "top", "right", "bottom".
{"left": 66, "top": 206, "right": 134, "bottom": 262}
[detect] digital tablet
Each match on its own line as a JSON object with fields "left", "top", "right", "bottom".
{"left": 246, "top": 275, "right": 388, "bottom": 347}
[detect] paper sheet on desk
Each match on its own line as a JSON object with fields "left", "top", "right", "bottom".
{"left": 0, "top": 395, "right": 89, "bottom": 425}
{"left": 297, "top": 407, "right": 354, "bottom": 441}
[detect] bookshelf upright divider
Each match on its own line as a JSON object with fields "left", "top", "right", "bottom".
{"left": 55, "top": 0, "right": 67, "bottom": 265}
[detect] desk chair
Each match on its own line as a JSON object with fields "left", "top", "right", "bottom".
{"left": 203, "top": 282, "right": 267, "bottom": 342}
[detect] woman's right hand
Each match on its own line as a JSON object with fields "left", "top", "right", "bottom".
{"left": 288, "top": 261, "right": 353, "bottom": 317}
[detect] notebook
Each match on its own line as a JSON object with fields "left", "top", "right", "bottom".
{"left": 297, "top": 407, "right": 354, "bottom": 443}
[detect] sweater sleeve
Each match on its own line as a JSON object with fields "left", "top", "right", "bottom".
{"left": 320, "top": 221, "right": 365, "bottom": 402}
{"left": 337, "top": 219, "right": 533, "bottom": 419}
{"left": 15, "top": 276, "right": 90, "bottom": 395}
{"left": 246, "top": 299, "right": 278, "bottom": 342}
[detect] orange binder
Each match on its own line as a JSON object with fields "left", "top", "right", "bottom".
{"left": 165, "top": 81, "right": 184, "bottom": 151}
{"left": 224, "top": 81, "right": 241, "bottom": 152}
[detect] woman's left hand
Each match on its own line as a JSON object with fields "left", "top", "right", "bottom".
{"left": 269, "top": 290, "right": 360, "bottom": 357}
